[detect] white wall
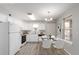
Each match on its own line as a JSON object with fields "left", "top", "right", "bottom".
{"left": 0, "top": 22, "right": 9, "bottom": 55}
{"left": 45, "top": 22, "right": 56, "bottom": 35}
{"left": 72, "top": 4, "right": 79, "bottom": 55}
{"left": 56, "top": 4, "right": 79, "bottom": 55}
{"left": 0, "top": 7, "right": 9, "bottom": 54}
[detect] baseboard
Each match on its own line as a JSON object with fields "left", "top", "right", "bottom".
{"left": 26, "top": 41, "right": 40, "bottom": 43}
{"left": 64, "top": 49, "right": 71, "bottom": 55}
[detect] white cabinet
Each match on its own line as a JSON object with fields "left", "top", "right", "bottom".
{"left": 22, "top": 22, "right": 45, "bottom": 30}
{"left": 38, "top": 23, "right": 45, "bottom": 30}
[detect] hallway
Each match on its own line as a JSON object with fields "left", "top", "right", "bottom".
{"left": 16, "top": 43, "right": 68, "bottom": 55}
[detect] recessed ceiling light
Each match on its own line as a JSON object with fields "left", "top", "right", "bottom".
{"left": 27, "top": 13, "right": 36, "bottom": 20}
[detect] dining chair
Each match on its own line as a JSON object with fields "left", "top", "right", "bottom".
{"left": 53, "top": 38, "right": 64, "bottom": 49}
{"left": 42, "top": 35, "right": 52, "bottom": 48}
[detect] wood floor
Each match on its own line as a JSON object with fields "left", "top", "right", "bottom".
{"left": 16, "top": 42, "right": 68, "bottom": 55}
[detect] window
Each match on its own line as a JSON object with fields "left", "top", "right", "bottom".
{"left": 64, "top": 15, "right": 72, "bottom": 41}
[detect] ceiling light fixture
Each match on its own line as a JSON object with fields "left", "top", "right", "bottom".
{"left": 45, "top": 11, "right": 53, "bottom": 21}
{"left": 27, "top": 13, "right": 36, "bottom": 20}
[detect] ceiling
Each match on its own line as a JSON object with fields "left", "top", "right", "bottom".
{"left": 0, "top": 3, "right": 74, "bottom": 22}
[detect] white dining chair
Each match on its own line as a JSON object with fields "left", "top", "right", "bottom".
{"left": 42, "top": 35, "right": 48, "bottom": 39}
{"left": 42, "top": 35, "right": 52, "bottom": 48}
{"left": 42, "top": 39, "right": 52, "bottom": 48}
{"left": 53, "top": 38, "right": 64, "bottom": 49}
{"left": 51, "top": 35, "right": 55, "bottom": 39}
{"left": 51, "top": 35, "right": 56, "bottom": 42}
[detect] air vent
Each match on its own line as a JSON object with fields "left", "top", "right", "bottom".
{"left": 27, "top": 13, "right": 36, "bottom": 20}
{"left": 9, "top": 14, "right": 11, "bottom": 16}
{"left": 27, "top": 13, "right": 32, "bottom": 15}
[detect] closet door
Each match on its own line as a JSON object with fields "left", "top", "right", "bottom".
{"left": 0, "top": 22, "right": 9, "bottom": 55}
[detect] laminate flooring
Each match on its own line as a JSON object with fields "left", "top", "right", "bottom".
{"left": 16, "top": 42, "right": 68, "bottom": 55}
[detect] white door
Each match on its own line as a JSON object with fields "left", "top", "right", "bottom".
{"left": 0, "top": 22, "right": 9, "bottom": 55}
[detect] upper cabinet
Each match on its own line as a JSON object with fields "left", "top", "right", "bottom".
{"left": 21, "top": 22, "right": 45, "bottom": 30}
{"left": 38, "top": 23, "right": 45, "bottom": 30}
